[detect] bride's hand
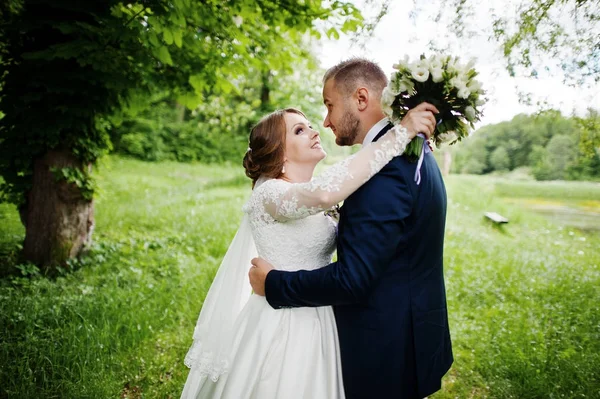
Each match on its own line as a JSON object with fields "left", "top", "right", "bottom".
{"left": 399, "top": 102, "right": 439, "bottom": 140}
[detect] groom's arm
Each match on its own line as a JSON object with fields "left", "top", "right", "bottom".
{"left": 265, "top": 163, "right": 415, "bottom": 309}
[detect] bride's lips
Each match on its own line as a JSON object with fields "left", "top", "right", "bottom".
{"left": 311, "top": 141, "right": 322, "bottom": 149}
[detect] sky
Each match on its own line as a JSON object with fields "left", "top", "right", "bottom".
{"left": 314, "top": 0, "right": 600, "bottom": 128}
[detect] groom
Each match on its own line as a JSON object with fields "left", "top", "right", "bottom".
{"left": 249, "top": 58, "right": 453, "bottom": 399}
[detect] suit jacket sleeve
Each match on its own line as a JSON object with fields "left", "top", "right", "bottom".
{"left": 265, "top": 161, "right": 415, "bottom": 308}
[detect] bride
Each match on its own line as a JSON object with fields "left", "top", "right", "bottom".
{"left": 181, "top": 107, "right": 432, "bottom": 398}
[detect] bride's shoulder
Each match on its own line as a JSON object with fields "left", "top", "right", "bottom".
{"left": 254, "top": 178, "right": 290, "bottom": 197}
{"left": 244, "top": 178, "right": 290, "bottom": 212}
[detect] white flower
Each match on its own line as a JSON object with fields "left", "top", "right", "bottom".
{"left": 467, "top": 79, "right": 482, "bottom": 93}
{"left": 476, "top": 97, "right": 486, "bottom": 106}
{"left": 387, "top": 76, "right": 399, "bottom": 95}
{"left": 419, "top": 59, "right": 430, "bottom": 70}
{"left": 449, "top": 76, "right": 465, "bottom": 89}
{"left": 232, "top": 15, "right": 243, "bottom": 27}
{"left": 396, "top": 77, "right": 415, "bottom": 93}
{"left": 446, "top": 57, "right": 460, "bottom": 74}
{"left": 456, "top": 69, "right": 471, "bottom": 82}
{"left": 457, "top": 87, "right": 471, "bottom": 99}
{"left": 430, "top": 67, "right": 444, "bottom": 83}
{"left": 464, "top": 58, "right": 476, "bottom": 72}
{"left": 387, "top": 74, "right": 400, "bottom": 95}
{"left": 465, "top": 106, "right": 476, "bottom": 122}
{"left": 382, "top": 102, "right": 393, "bottom": 118}
{"left": 411, "top": 67, "right": 430, "bottom": 82}
{"left": 438, "top": 131, "right": 458, "bottom": 144}
{"left": 392, "top": 55, "right": 410, "bottom": 71}
{"left": 428, "top": 55, "right": 443, "bottom": 71}
{"left": 381, "top": 86, "right": 397, "bottom": 108}
{"left": 390, "top": 72, "right": 416, "bottom": 94}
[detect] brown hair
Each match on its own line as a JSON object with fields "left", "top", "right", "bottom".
{"left": 323, "top": 58, "right": 388, "bottom": 99}
{"left": 242, "top": 108, "right": 306, "bottom": 187}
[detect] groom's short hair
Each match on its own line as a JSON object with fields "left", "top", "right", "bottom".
{"left": 324, "top": 58, "right": 388, "bottom": 98}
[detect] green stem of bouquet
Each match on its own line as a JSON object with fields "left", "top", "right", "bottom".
{"left": 404, "top": 135, "right": 425, "bottom": 163}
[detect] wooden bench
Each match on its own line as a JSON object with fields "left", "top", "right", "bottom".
{"left": 484, "top": 212, "right": 509, "bottom": 224}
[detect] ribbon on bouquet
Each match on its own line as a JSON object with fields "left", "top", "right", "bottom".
{"left": 414, "top": 118, "right": 443, "bottom": 185}
{"left": 414, "top": 133, "right": 430, "bottom": 185}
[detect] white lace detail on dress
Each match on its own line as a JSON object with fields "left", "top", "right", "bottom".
{"left": 244, "top": 179, "right": 338, "bottom": 274}
{"left": 184, "top": 345, "right": 228, "bottom": 382}
{"left": 368, "top": 125, "right": 410, "bottom": 176}
{"left": 246, "top": 124, "right": 411, "bottom": 222}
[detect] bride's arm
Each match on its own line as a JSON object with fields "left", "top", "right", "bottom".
{"left": 263, "top": 124, "right": 413, "bottom": 221}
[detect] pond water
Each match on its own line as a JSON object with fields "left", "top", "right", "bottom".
{"left": 506, "top": 198, "right": 600, "bottom": 233}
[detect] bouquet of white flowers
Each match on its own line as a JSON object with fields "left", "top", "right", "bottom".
{"left": 382, "top": 54, "right": 486, "bottom": 165}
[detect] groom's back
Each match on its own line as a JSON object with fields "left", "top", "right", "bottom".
{"left": 335, "top": 151, "right": 452, "bottom": 399}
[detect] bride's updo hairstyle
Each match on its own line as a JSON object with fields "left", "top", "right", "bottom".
{"left": 243, "top": 108, "right": 306, "bottom": 187}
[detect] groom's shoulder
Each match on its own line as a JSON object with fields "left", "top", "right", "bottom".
{"left": 345, "top": 157, "right": 414, "bottom": 211}
{"left": 376, "top": 154, "right": 414, "bottom": 180}
{"left": 358, "top": 155, "right": 414, "bottom": 195}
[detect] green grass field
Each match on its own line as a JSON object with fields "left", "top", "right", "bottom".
{"left": 1, "top": 157, "right": 598, "bottom": 398}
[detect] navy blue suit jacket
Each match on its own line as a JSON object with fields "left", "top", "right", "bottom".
{"left": 265, "top": 124, "right": 453, "bottom": 399}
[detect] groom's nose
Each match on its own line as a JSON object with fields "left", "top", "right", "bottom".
{"left": 323, "top": 114, "right": 331, "bottom": 128}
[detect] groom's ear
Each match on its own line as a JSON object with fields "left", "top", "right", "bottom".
{"left": 355, "top": 87, "right": 369, "bottom": 111}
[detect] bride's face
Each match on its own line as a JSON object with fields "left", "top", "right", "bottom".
{"left": 283, "top": 112, "right": 327, "bottom": 167}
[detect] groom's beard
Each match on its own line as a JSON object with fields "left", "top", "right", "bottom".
{"left": 335, "top": 108, "right": 361, "bottom": 146}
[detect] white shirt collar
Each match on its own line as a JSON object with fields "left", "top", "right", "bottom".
{"left": 362, "top": 117, "right": 391, "bottom": 146}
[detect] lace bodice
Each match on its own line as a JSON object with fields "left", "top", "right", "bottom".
{"left": 245, "top": 182, "right": 339, "bottom": 270}
{"left": 242, "top": 124, "right": 412, "bottom": 271}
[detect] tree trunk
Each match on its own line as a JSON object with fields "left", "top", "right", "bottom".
{"left": 260, "top": 69, "right": 272, "bottom": 109}
{"left": 175, "top": 102, "right": 186, "bottom": 123}
{"left": 22, "top": 150, "right": 95, "bottom": 270}
{"left": 442, "top": 150, "right": 452, "bottom": 176}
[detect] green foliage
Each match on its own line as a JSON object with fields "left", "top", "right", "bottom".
{"left": 461, "top": 157, "right": 486, "bottom": 175}
{"left": 1, "top": 158, "right": 599, "bottom": 398}
{"left": 451, "top": 110, "right": 600, "bottom": 181}
{"left": 50, "top": 166, "right": 96, "bottom": 200}
{"left": 431, "top": 0, "right": 600, "bottom": 86}
{"left": 532, "top": 134, "right": 577, "bottom": 180}
{"left": 490, "top": 146, "right": 510, "bottom": 171}
{"left": 0, "top": 0, "right": 363, "bottom": 208}
{"left": 112, "top": 46, "right": 328, "bottom": 164}
{"left": 575, "top": 109, "right": 600, "bottom": 156}
{"left": 113, "top": 103, "right": 252, "bottom": 164}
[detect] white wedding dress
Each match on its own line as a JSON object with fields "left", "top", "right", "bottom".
{"left": 181, "top": 124, "right": 412, "bottom": 399}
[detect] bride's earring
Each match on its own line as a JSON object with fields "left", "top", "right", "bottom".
{"left": 282, "top": 164, "right": 286, "bottom": 174}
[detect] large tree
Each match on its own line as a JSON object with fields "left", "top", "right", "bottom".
{"left": 0, "top": 0, "right": 362, "bottom": 270}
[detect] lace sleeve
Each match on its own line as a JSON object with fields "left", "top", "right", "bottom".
{"left": 263, "top": 124, "right": 412, "bottom": 221}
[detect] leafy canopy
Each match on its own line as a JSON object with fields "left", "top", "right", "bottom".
{"left": 0, "top": 0, "right": 362, "bottom": 205}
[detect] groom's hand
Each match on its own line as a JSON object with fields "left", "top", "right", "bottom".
{"left": 249, "top": 257, "right": 275, "bottom": 296}
{"left": 400, "top": 102, "right": 439, "bottom": 139}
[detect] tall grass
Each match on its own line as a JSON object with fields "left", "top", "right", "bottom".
{"left": 1, "top": 157, "right": 250, "bottom": 398}
{"left": 438, "top": 176, "right": 599, "bottom": 398}
{"left": 0, "top": 158, "right": 598, "bottom": 398}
